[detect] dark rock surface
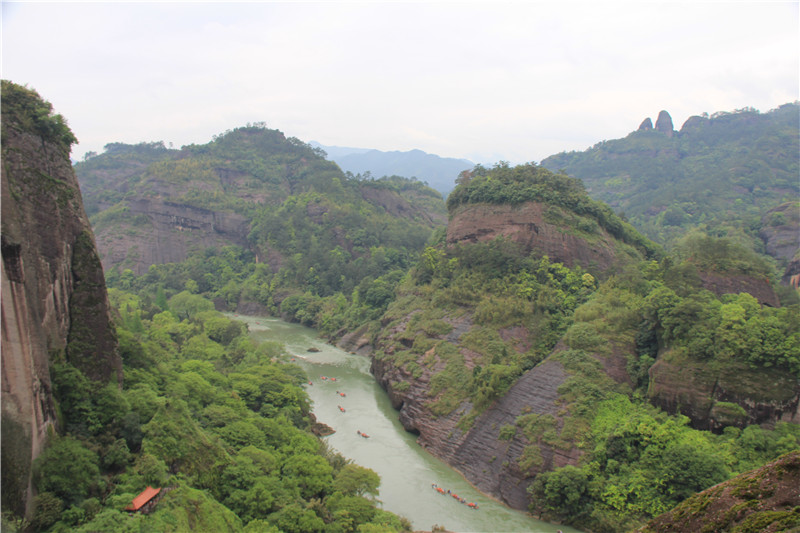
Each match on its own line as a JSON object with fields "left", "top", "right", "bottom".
{"left": 648, "top": 356, "right": 800, "bottom": 431}
{"left": 446, "top": 201, "right": 640, "bottom": 276}
{"left": 784, "top": 256, "right": 800, "bottom": 289}
{"left": 759, "top": 201, "right": 800, "bottom": 286}
{"left": 369, "top": 308, "right": 585, "bottom": 511}
{"left": 94, "top": 198, "right": 250, "bottom": 275}
{"left": 698, "top": 271, "right": 780, "bottom": 307}
{"left": 2, "top": 103, "right": 121, "bottom": 517}
{"left": 449, "top": 359, "right": 580, "bottom": 510}
{"left": 655, "top": 110, "right": 675, "bottom": 137}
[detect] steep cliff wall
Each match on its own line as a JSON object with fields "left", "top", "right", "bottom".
{"left": 648, "top": 355, "right": 799, "bottom": 431}
{"left": 697, "top": 271, "right": 779, "bottom": 307}
{"left": 447, "top": 202, "right": 639, "bottom": 276}
{"left": 372, "top": 348, "right": 584, "bottom": 510}
{"left": 93, "top": 198, "right": 249, "bottom": 275}
{"left": 759, "top": 201, "right": 800, "bottom": 288}
{"left": 1, "top": 81, "right": 121, "bottom": 518}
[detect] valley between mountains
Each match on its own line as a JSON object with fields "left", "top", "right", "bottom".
{"left": 3, "top": 80, "right": 799, "bottom": 532}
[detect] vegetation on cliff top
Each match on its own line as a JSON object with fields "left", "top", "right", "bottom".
{"left": 447, "top": 162, "right": 660, "bottom": 259}
{"left": 1, "top": 80, "right": 77, "bottom": 151}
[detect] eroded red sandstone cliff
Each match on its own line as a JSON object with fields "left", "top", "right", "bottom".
{"left": 2, "top": 107, "right": 121, "bottom": 518}
{"left": 446, "top": 202, "right": 635, "bottom": 275}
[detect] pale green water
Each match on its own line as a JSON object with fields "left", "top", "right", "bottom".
{"left": 236, "top": 314, "right": 580, "bottom": 533}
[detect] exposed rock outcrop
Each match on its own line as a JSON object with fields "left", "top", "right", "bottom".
{"left": 759, "top": 202, "right": 800, "bottom": 286}
{"left": 359, "top": 185, "right": 445, "bottom": 226}
{"left": 446, "top": 201, "right": 639, "bottom": 276}
{"left": 638, "top": 117, "right": 653, "bottom": 131}
{"left": 698, "top": 271, "right": 779, "bottom": 307}
{"left": 639, "top": 450, "right": 800, "bottom": 533}
{"left": 94, "top": 198, "right": 250, "bottom": 275}
{"left": 679, "top": 114, "right": 708, "bottom": 134}
{"left": 785, "top": 256, "right": 800, "bottom": 289}
{"left": 336, "top": 323, "right": 373, "bottom": 356}
{"left": 759, "top": 203, "right": 800, "bottom": 262}
{"left": 447, "top": 358, "right": 582, "bottom": 509}
{"left": 648, "top": 355, "right": 800, "bottom": 431}
{"left": 655, "top": 110, "right": 675, "bottom": 137}
{"left": 372, "top": 323, "right": 601, "bottom": 511}
{"left": 1, "top": 82, "right": 121, "bottom": 518}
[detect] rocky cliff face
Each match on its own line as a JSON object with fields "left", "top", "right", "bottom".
{"left": 639, "top": 450, "right": 800, "bottom": 533}
{"left": 655, "top": 110, "right": 675, "bottom": 137}
{"left": 648, "top": 355, "right": 799, "bottom": 432}
{"left": 446, "top": 202, "right": 638, "bottom": 276}
{"left": 94, "top": 198, "right": 250, "bottom": 275}
{"left": 372, "top": 351, "right": 579, "bottom": 510}
{"left": 785, "top": 256, "right": 800, "bottom": 289}
{"left": 698, "top": 271, "right": 780, "bottom": 307}
{"left": 369, "top": 317, "right": 631, "bottom": 511}
{"left": 1, "top": 82, "right": 121, "bottom": 518}
{"left": 759, "top": 201, "right": 800, "bottom": 287}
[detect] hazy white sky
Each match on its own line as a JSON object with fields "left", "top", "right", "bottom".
{"left": 2, "top": 1, "right": 798, "bottom": 164}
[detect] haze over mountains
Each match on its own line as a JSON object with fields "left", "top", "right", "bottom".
{"left": 310, "top": 142, "right": 473, "bottom": 198}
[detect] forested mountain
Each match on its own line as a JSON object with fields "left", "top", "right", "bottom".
{"left": 367, "top": 162, "right": 799, "bottom": 532}
{"left": 541, "top": 104, "right": 799, "bottom": 258}
{"left": 74, "top": 126, "right": 446, "bottom": 337}
{"left": 2, "top": 83, "right": 413, "bottom": 532}
{"left": 310, "top": 142, "right": 473, "bottom": 198}
{"left": 8, "top": 81, "right": 799, "bottom": 533}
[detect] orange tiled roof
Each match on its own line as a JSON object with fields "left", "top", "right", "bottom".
{"left": 125, "top": 486, "right": 161, "bottom": 511}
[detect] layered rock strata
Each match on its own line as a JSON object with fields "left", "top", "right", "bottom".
{"left": 648, "top": 356, "right": 800, "bottom": 431}
{"left": 94, "top": 198, "right": 249, "bottom": 275}
{"left": 446, "top": 201, "right": 636, "bottom": 275}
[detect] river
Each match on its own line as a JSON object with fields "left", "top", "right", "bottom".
{"left": 236, "top": 314, "right": 580, "bottom": 533}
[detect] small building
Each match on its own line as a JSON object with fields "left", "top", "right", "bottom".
{"left": 125, "top": 486, "right": 162, "bottom": 514}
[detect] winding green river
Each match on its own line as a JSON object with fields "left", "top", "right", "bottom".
{"left": 237, "top": 314, "right": 580, "bottom": 533}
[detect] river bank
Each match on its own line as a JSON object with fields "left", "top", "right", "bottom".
{"left": 233, "top": 314, "right": 580, "bottom": 533}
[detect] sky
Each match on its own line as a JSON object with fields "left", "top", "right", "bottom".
{"left": 2, "top": 1, "right": 798, "bottom": 165}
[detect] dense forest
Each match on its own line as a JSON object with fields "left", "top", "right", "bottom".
{"left": 3, "top": 80, "right": 799, "bottom": 533}
{"left": 26, "top": 287, "right": 412, "bottom": 532}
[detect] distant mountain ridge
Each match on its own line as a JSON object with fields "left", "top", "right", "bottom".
{"left": 310, "top": 142, "right": 473, "bottom": 197}
{"left": 541, "top": 104, "right": 799, "bottom": 253}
